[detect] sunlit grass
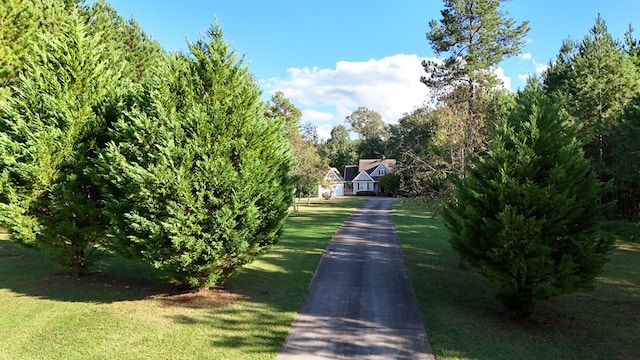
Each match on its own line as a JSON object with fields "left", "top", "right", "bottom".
{"left": 0, "top": 197, "right": 364, "bottom": 359}
{"left": 393, "top": 198, "right": 640, "bottom": 360}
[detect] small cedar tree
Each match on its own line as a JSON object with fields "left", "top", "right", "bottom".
{"left": 442, "top": 78, "right": 614, "bottom": 318}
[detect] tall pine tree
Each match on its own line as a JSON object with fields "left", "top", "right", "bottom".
{"left": 423, "top": 0, "right": 529, "bottom": 174}
{"left": 544, "top": 15, "right": 640, "bottom": 216}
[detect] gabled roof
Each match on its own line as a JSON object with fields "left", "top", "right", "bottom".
{"left": 344, "top": 165, "right": 359, "bottom": 182}
{"left": 366, "top": 163, "right": 392, "bottom": 180}
{"left": 324, "top": 167, "right": 344, "bottom": 182}
{"left": 358, "top": 159, "right": 396, "bottom": 172}
{"left": 352, "top": 170, "right": 375, "bottom": 182}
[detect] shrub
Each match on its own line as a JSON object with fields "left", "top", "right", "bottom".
{"left": 356, "top": 190, "right": 376, "bottom": 196}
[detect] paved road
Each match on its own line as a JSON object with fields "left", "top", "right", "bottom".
{"left": 277, "top": 198, "right": 436, "bottom": 360}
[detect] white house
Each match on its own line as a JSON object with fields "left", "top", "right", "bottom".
{"left": 344, "top": 159, "right": 397, "bottom": 194}
{"left": 317, "top": 167, "right": 345, "bottom": 197}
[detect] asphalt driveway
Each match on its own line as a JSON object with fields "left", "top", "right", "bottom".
{"left": 276, "top": 197, "right": 435, "bottom": 359}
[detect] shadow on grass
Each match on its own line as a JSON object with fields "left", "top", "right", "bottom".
{"left": 0, "top": 197, "right": 365, "bottom": 358}
{"left": 393, "top": 198, "right": 640, "bottom": 360}
{"left": 0, "top": 239, "right": 177, "bottom": 303}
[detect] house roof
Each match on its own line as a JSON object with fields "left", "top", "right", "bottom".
{"left": 344, "top": 165, "right": 359, "bottom": 182}
{"left": 366, "top": 163, "right": 392, "bottom": 181}
{"left": 324, "top": 167, "right": 344, "bottom": 182}
{"left": 358, "top": 159, "right": 396, "bottom": 172}
{"left": 352, "top": 170, "right": 375, "bottom": 182}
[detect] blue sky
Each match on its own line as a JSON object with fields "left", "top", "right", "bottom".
{"left": 99, "top": 0, "right": 640, "bottom": 139}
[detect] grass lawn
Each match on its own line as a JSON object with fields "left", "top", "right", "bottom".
{"left": 0, "top": 197, "right": 364, "bottom": 360}
{"left": 393, "top": 198, "right": 640, "bottom": 360}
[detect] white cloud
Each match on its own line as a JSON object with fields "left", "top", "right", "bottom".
{"left": 492, "top": 66, "right": 512, "bottom": 91}
{"left": 262, "top": 55, "right": 514, "bottom": 140}
{"left": 302, "top": 109, "right": 333, "bottom": 122}
{"left": 535, "top": 62, "right": 549, "bottom": 74}
{"left": 263, "top": 54, "right": 432, "bottom": 139}
{"left": 520, "top": 52, "right": 532, "bottom": 60}
{"left": 518, "top": 74, "right": 530, "bottom": 82}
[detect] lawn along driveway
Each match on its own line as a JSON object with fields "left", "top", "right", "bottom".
{"left": 277, "top": 198, "right": 435, "bottom": 360}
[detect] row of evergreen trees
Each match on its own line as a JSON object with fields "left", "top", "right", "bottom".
{"left": 0, "top": 1, "right": 294, "bottom": 288}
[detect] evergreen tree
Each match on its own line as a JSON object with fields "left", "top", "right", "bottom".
{"left": 442, "top": 78, "right": 614, "bottom": 318}
{"left": 0, "top": 10, "right": 119, "bottom": 276}
{"left": 94, "top": 24, "right": 294, "bottom": 288}
{"left": 0, "top": 0, "right": 72, "bottom": 98}
{"left": 615, "top": 94, "right": 640, "bottom": 219}
{"left": 544, "top": 15, "right": 640, "bottom": 216}
{"left": 423, "top": 0, "right": 529, "bottom": 173}
{"left": 80, "top": 0, "right": 166, "bottom": 83}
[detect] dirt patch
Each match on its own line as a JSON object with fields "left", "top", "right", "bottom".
{"left": 155, "top": 286, "right": 247, "bottom": 308}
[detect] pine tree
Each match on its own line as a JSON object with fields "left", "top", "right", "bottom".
{"left": 442, "top": 78, "right": 614, "bottom": 318}
{"left": 79, "top": 0, "right": 165, "bottom": 83}
{"left": 0, "top": 10, "right": 119, "bottom": 276}
{"left": 94, "top": 24, "right": 294, "bottom": 288}
{"left": 544, "top": 15, "right": 640, "bottom": 217}
{"left": 423, "top": 0, "right": 529, "bottom": 174}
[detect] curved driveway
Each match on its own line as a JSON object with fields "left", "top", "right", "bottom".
{"left": 277, "top": 198, "right": 435, "bottom": 359}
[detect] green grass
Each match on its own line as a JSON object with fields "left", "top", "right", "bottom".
{"left": 393, "top": 198, "right": 640, "bottom": 360}
{"left": 0, "top": 197, "right": 364, "bottom": 360}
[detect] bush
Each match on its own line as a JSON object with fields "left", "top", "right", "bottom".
{"left": 356, "top": 191, "right": 376, "bottom": 196}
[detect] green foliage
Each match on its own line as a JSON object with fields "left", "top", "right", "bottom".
{"left": 613, "top": 93, "right": 640, "bottom": 219}
{"left": 378, "top": 173, "right": 401, "bottom": 194}
{"left": 345, "top": 106, "right": 389, "bottom": 140}
{"left": 264, "top": 92, "right": 326, "bottom": 204}
{"left": 320, "top": 125, "right": 358, "bottom": 173}
{"left": 544, "top": 16, "right": 640, "bottom": 217}
{"left": 79, "top": 0, "right": 166, "bottom": 83}
{"left": 423, "top": 0, "right": 529, "bottom": 92}
{"left": 356, "top": 191, "right": 376, "bottom": 196}
{"left": 0, "top": 10, "right": 119, "bottom": 276}
{"left": 94, "top": 24, "right": 294, "bottom": 288}
{"left": 423, "top": 0, "right": 528, "bottom": 179}
{"left": 0, "top": 0, "right": 71, "bottom": 97}
{"left": 442, "top": 79, "right": 614, "bottom": 318}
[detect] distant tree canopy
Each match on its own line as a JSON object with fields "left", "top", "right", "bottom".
{"left": 265, "top": 91, "right": 326, "bottom": 208}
